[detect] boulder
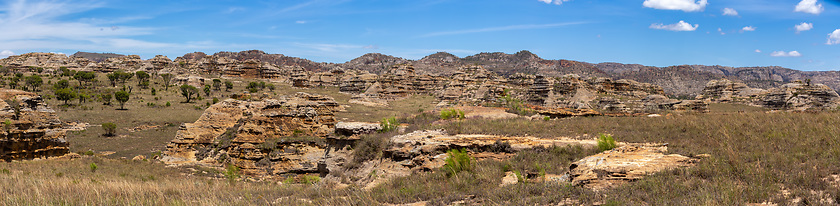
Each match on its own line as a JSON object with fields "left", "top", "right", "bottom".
{"left": 568, "top": 144, "right": 697, "bottom": 190}
{"left": 335, "top": 122, "right": 381, "bottom": 136}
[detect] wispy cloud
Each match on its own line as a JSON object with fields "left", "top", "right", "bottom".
{"left": 741, "top": 26, "right": 756, "bottom": 32}
{"left": 770, "top": 51, "right": 801, "bottom": 57}
{"left": 419, "top": 22, "right": 589, "bottom": 38}
{"left": 538, "top": 0, "right": 572, "bottom": 5}
{"left": 643, "top": 0, "right": 708, "bottom": 12}
{"left": 0, "top": 50, "right": 15, "bottom": 58}
{"left": 0, "top": 0, "right": 168, "bottom": 52}
{"left": 722, "top": 8, "right": 739, "bottom": 16}
{"left": 650, "top": 20, "right": 698, "bottom": 31}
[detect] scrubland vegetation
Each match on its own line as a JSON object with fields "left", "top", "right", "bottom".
{"left": 2, "top": 69, "right": 839, "bottom": 205}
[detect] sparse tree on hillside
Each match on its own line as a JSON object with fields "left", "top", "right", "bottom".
{"left": 53, "top": 79, "right": 70, "bottom": 90}
{"left": 101, "top": 122, "right": 116, "bottom": 137}
{"left": 161, "top": 73, "right": 174, "bottom": 91}
{"left": 73, "top": 71, "right": 96, "bottom": 87}
{"left": 135, "top": 71, "right": 150, "bottom": 88}
{"left": 180, "top": 85, "right": 198, "bottom": 103}
{"left": 25, "top": 75, "right": 43, "bottom": 91}
{"left": 106, "top": 73, "right": 118, "bottom": 87}
{"left": 101, "top": 93, "right": 112, "bottom": 105}
{"left": 212, "top": 79, "right": 222, "bottom": 91}
{"left": 116, "top": 71, "right": 134, "bottom": 85}
{"left": 203, "top": 85, "right": 211, "bottom": 97}
{"left": 55, "top": 88, "right": 76, "bottom": 105}
{"left": 115, "top": 91, "right": 129, "bottom": 110}
{"left": 224, "top": 81, "right": 233, "bottom": 91}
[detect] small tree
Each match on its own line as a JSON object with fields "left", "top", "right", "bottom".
{"left": 135, "top": 71, "right": 150, "bottom": 86}
{"left": 102, "top": 122, "right": 116, "bottom": 137}
{"left": 161, "top": 73, "right": 174, "bottom": 91}
{"left": 203, "top": 84, "right": 212, "bottom": 97}
{"left": 55, "top": 88, "right": 76, "bottom": 105}
{"left": 180, "top": 85, "right": 198, "bottom": 103}
{"left": 25, "top": 75, "right": 42, "bottom": 91}
{"left": 115, "top": 91, "right": 130, "bottom": 110}
{"left": 106, "top": 72, "right": 118, "bottom": 87}
{"left": 597, "top": 134, "right": 617, "bottom": 152}
{"left": 212, "top": 79, "right": 222, "bottom": 91}
{"left": 73, "top": 71, "right": 96, "bottom": 87}
{"left": 224, "top": 81, "right": 233, "bottom": 91}
{"left": 101, "top": 93, "right": 112, "bottom": 105}
{"left": 53, "top": 79, "right": 70, "bottom": 90}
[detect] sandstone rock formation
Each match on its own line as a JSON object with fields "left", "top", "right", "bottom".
{"left": 335, "top": 122, "right": 381, "bottom": 137}
{"left": 697, "top": 79, "right": 840, "bottom": 111}
{"left": 567, "top": 144, "right": 698, "bottom": 190}
{"left": 0, "top": 89, "right": 69, "bottom": 161}
{"left": 163, "top": 93, "right": 339, "bottom": 176}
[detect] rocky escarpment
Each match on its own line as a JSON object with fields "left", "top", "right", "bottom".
{"left": 162, "top": 93, "right": 339, "bottom": 176}
{"left": 0, "top": 89, "right": 69, "bottom": 161}
{"left": 696, "top": 79, "right": 840, "bottom": 111}
{"left": 567, "top": 144, "right": 699, "bottom": 189}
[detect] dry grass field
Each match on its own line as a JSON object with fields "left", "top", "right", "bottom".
{"left": 3, "top": 72, "right": 840, "bottom": 205}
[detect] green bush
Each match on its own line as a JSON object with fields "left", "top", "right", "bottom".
{"left": 379, "top": 116, "right": 398, "bottom": 132}
{"left": 223, "top": 164, "right": 240, "bottom": 184}
{"left": 440, "top": 109, "right": 465, "bottom": 120}
{"left": 89, "top": 163, "right": 98, "bottom": 173}
{"left": 597, "top": 133, "right": 617, "bottom": 152}
{"left": 442, "top": 148, "right": 472, "bottom": 177}
{"left": 102, "top": 122, "right": 116, "bottom": 137}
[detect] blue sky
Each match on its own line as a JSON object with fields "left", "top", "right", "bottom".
{"left": 1, "top": 0, "right": 839, "bottom": 71}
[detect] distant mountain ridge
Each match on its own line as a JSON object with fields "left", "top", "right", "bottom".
{"left": 18, "top": 50, "right": 840, "bottom": 97}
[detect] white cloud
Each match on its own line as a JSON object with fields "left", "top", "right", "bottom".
{"left": 795, "top": 22, "right": 813, "bottom": 33}
{"left": 795, "top": 0, "right": 823, "bottom": 15}
{"left": 538, "top": 0, "right": 571, "bottom": 5}
{"left": 722, "top": 8, "right": 738, "bottom": 16}
{"left": 0, "top": 50, "right": 15, "bottom": 58}
{"left": 363, "top": 45, "right": 379, "bottom": 49}
{"left": 295, "top": 20, "right": 307, "bottom": 24}
{"left": 770, "top": 51, "right": 802, "bottom": 57}
{"left": 0, "top": 0, "right": 168, "bottom": 52}
{"left": 828, "top": 29, "right": 840, "bottom": 45}
{"left": 718, "top": 28, "right": 725, "bottom": 35}
{"left": 741, "top": 26, "right": 756, "bottom": 32}
{"left": 755, "top": 49, "right": 761, "bottom": 53}
{"left": 643, "top": 0, "right": 708, "bottom": 12}
{"left": 650, "top": 20, "right": 698, "bottom": 31}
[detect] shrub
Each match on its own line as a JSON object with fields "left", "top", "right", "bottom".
{"left": 302, "top": 175, "right": 321, "bottom": 184}
{"left": 379, "top": 116, "right": 399, "bottom": 132}
{"left": 597, "top": 133, "right": 617, "bottom": 152}
{"left": 212, "top": 97, "right": 219, "bottom": 104}
{"left": 89, "top": 163, "right": 98, "bottom": 173}
{"left": 102, "top": 122, "right": 117, "bottom": 136}
{"left": 440, "top": 109, "right": 465, "bottom": 120}
{"left": 223, "top": 164, "right": 240, "bottom": 184}
{"left": 165, "top": 101, "right": 171, "bottom": 107}
{"left": 347, "top": 133, "right": 391, "bottom": 169}
{"left": 442, "top": 148, "right": 472, "bottom": 177}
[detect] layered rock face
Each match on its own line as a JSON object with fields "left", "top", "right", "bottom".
{"left": 697, "top": 79, "right": 840, "bottom": 111}
{"left": 526, "top": 75, "right": 707, "bottom": 114}
{"left": 163, "top": 93, "right": 339, "bottom": 176}
{"left": 0, "top": 89, "right": 69, "bottom": 161}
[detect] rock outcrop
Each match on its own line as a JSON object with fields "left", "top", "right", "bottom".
{"left": 567, "top": 144, "right": 698, "bottom": 190}
{"left": 697, "top": 79, "right": 840, "bottom": 111}
{"left": 162, "top": 92, "right": 339, "bottom": 176}
{"left": 0, "top": 89, "right": 69, "bottom": 161}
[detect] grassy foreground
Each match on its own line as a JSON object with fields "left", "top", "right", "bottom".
{"left": 3, "top": 108, "right": 840, "bottom": 205}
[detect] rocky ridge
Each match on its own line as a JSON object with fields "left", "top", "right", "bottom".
{"left": 0, "top": 89, "right": 70, "bottom": 161}
{"left": 696, "top": 79, "right": 840, "bottom": 111}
